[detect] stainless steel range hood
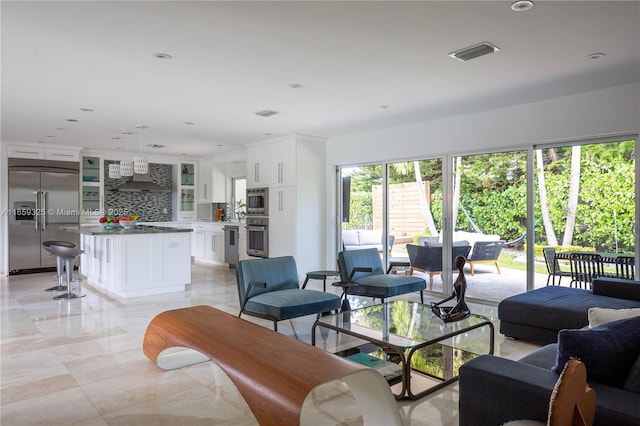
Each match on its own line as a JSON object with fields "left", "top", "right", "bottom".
{"left": 115, "top": 173, "right": 171, "bottom": 192}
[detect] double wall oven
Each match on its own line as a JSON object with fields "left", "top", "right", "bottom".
{"left": 246, "top": 216, "right": 268, "bottom": 258}
{"left": 246, "top": 187, "right": 269, "bottom": 258}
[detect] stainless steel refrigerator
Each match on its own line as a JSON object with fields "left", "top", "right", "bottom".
{"left": 8, "top": 158, "right": 80, "bottom": 274}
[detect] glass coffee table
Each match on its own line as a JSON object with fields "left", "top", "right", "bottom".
{"left": 312, "top": 300, "right": 494, "bottom": 400}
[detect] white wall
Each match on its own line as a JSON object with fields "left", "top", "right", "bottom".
{"left": 323, "top": 82, "right": 640, "bottom": 266}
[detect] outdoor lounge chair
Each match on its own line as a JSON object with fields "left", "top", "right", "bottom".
{"left": 406, "top": 242, "right": 472, "bottom": 289}
{"left": 467, "top": 240, "right": 505, "bottom": 275}
{"left": 236, "top": 256, "right": 341, "bottom": 331}
{"left": 337, "top": 248, "right": 427, "bottom": 304}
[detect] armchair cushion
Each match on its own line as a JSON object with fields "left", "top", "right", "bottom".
{"left": 359, "top": 230, "right": 383, "bottom": 246}
{"left": 341, "top": 230, "right": 360, "bottom": 247}
{"left": 244, "top": 288, "right": 342, "bottom": 320}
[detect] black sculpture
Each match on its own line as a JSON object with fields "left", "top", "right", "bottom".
{"left": 430, "top": 255, "right": 470, "bottom": 322}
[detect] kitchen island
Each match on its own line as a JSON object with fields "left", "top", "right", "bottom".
{"left": 63, "top": 225, "right": 192, "bottom": 298}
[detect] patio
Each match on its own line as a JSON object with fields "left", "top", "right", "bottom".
{"left": 390, "top": 247, "right": 552, "bottom": 304}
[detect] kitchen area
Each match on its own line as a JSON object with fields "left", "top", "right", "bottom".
{"left": 1, "top": 144, "right": 251, "bottom": 293}
{"left": 1, "top": 134, "right": 327, "bottom": 290}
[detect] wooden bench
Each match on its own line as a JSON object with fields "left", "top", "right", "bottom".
{"left": 143, "top": 305, "right": 402, "bottom": 426}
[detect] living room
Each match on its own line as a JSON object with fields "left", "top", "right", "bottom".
{"left": 1, "top": 1, "right": 639, "bottom": 425}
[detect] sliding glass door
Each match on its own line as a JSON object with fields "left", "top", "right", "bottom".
{"left": 534, "top": 138, "right": 637, "bottom": 283}
{"left": 337, "top": 137, "right": 637, "bottom": 304}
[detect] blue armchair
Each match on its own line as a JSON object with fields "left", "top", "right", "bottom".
{"left": 337, "top": 248, "right": 427, "bottom": 304}
{"left": 236, "top": 256, "right": 341, "bottom": 331}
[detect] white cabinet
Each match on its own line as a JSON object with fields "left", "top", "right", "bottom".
{"left": 247, "top": 138, "right": 298, "bottom": 188}
{"left": 192, "top": 225, "right": 206, "bottom": 259}
{"left": 211, "top": 166, "right": 227, "bottom": 202}
{"left": 45, "top": 148, "right": 80, "bottom": 162}
{"left": 268, "top": 187, "right": 296, "bottom": 258}
{"left": 178, "top": 162, "right": 196, "bottom": 221}
{"left": 8, "top": 145, "right": 80, "bottom": 161}
{"left": 192, "top": 222, "right": 225, "bottom": 264}
{"left": 260, "top": 135, "right": 326, "bottom": 274}
{"left": 269, "top": 138, "right": 297, "bottom": 187}
{"left": 101, "top": 236, "right": 117, "bottom": 288}
{"left": 80, "top": 155, "right": 103, "bottom": 225}
{"left": 205, "top": 230, "right": 224, "bottom": 263}
{"left": 81, "top": 231, "right": 191, "bottom": 298}
{"left": 198, "top": 159, "right": 212, "bottom": 203}
{"left": 246, "top": 144, "right": 270, "bottom": 187}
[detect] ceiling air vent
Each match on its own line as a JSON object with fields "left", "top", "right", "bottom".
{"left": 449, "top": 42, "right": 500, "bottom": 62}
{"left": 255, "top": 109, "right": 279, "bottom": 117}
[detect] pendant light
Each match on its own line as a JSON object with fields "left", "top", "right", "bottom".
{"left": 134, "top": 124, "right": 149, "bottom": 174}
{"left": 108, "top": 136, "right": 122, "bottom": 179}
{"left": 108, "top": 162, "right": 122, "bottom": 179}
{"left": 120, "top": 131, "right": 134, "bottom": 177}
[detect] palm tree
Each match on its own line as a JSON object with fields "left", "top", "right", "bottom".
{"left": 536, "top": 149, "right": 558, "bottom": 246}
{"left": 562, "top": 145, "right": 581, "bottom": 247}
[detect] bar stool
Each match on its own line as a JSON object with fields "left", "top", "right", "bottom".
{"left": 42, "top": 240, "right": 75, "bottom": 292}
{"left": 48, "top": 244, "right": 85, "bottom": 300}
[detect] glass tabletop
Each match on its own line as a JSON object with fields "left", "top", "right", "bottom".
{"left": 316, "top": 300, "right": 492, "bottom": 351}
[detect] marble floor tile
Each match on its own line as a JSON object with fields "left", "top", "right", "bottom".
{"left": 1, "top": 263, "right": 540, "bottom": 425}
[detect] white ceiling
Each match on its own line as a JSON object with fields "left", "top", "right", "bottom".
{"left": 2, "top": 1, "right": 639, "bottom": 157}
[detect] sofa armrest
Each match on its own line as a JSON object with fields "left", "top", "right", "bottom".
{"left": 592, "top": 277, "right": 640, "bottom": 301}
{"left": 459, "top": 355, "right": 558, "bottom": 425}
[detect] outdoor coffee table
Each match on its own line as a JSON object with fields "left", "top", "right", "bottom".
{"left": 311, "top": 300, "right": 494, "bottom": 400}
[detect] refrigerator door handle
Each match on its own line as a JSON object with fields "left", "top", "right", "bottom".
{"left": 34, "top": 191, "right": 40, "bottom": 231}
{"left": 41, "top": 191, "right": 47, "bottom": 231}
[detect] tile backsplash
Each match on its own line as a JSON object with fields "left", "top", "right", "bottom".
{"left": 104, "top": 161, "right": 173, "bottom": 222}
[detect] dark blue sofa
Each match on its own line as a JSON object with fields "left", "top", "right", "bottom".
{"left": 498, "top": 277, "right": 640, "bottom": 345}
{"left": 459, "top": 341, "right": 640, "bottom": 425}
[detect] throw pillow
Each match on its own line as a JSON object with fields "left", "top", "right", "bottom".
{"left": 552, "top": 316, "right": 640, "bottom": 387}
{"left": 623, "top": 355, "right": 640, "bottom": 393}
{"left": 588, "top": 307, "right": 640, "bottom": 328}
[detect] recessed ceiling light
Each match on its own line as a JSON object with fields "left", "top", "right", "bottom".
{"left": 80, "top": 108, "right": 94, "bottom": 112}
{"left": 135, "top": 124, "right": 149, "bottom": 130}
{"left": 264, "top": 133, "right": 272, "bottom": 136}
{"left": 511, "top": 1, "right": 534, "bottom": 12}
{"left": 217, "top": 144, "right": 223, "bottom": 147}
{"left": 121, "top": 131, "right": 133, "bottom": 135}
{"left": 110, "top": 136, "right": 121, "bottom": 140}
{"left": 587, "top": 52, "right": 605, "bottom": 60}
{"left": 56, "top": 127, "right": 65, "bottom": 131}
{"left": 38, "top": 140, "right": 47, "bottom": 144}
{"left": 147, "top": 144, "right": 164, "bottom": 149}
{"left": 153, "top": 52, "right": 173, "bottom": 60}
{"left": 379, "top": 105, "right": 391, "bottom": 109}
{"left": 184, "top": 121, "right": 195, "bottom": 125}
{"left": 288, "top": 83, "right": 304, "bottom": 89}
{"left": 255, "top": 110, "right": 279, "bottom": 117}
{"left": 66, "top": 118, "right": 78, "bottom": 122}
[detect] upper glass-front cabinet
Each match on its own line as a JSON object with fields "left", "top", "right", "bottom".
{"left": 82, "top": 156, "right": 101, "bottom": 182}
{"left": 181, "top": 163, "right": 195, "bottom": 186}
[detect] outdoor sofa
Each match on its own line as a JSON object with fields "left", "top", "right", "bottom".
{"left": 342, "top": 229, "right": 395, "bottom": 254}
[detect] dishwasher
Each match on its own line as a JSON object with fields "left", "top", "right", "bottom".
{"left": 223, "top": 224, "right": 240, "bottom": 267}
